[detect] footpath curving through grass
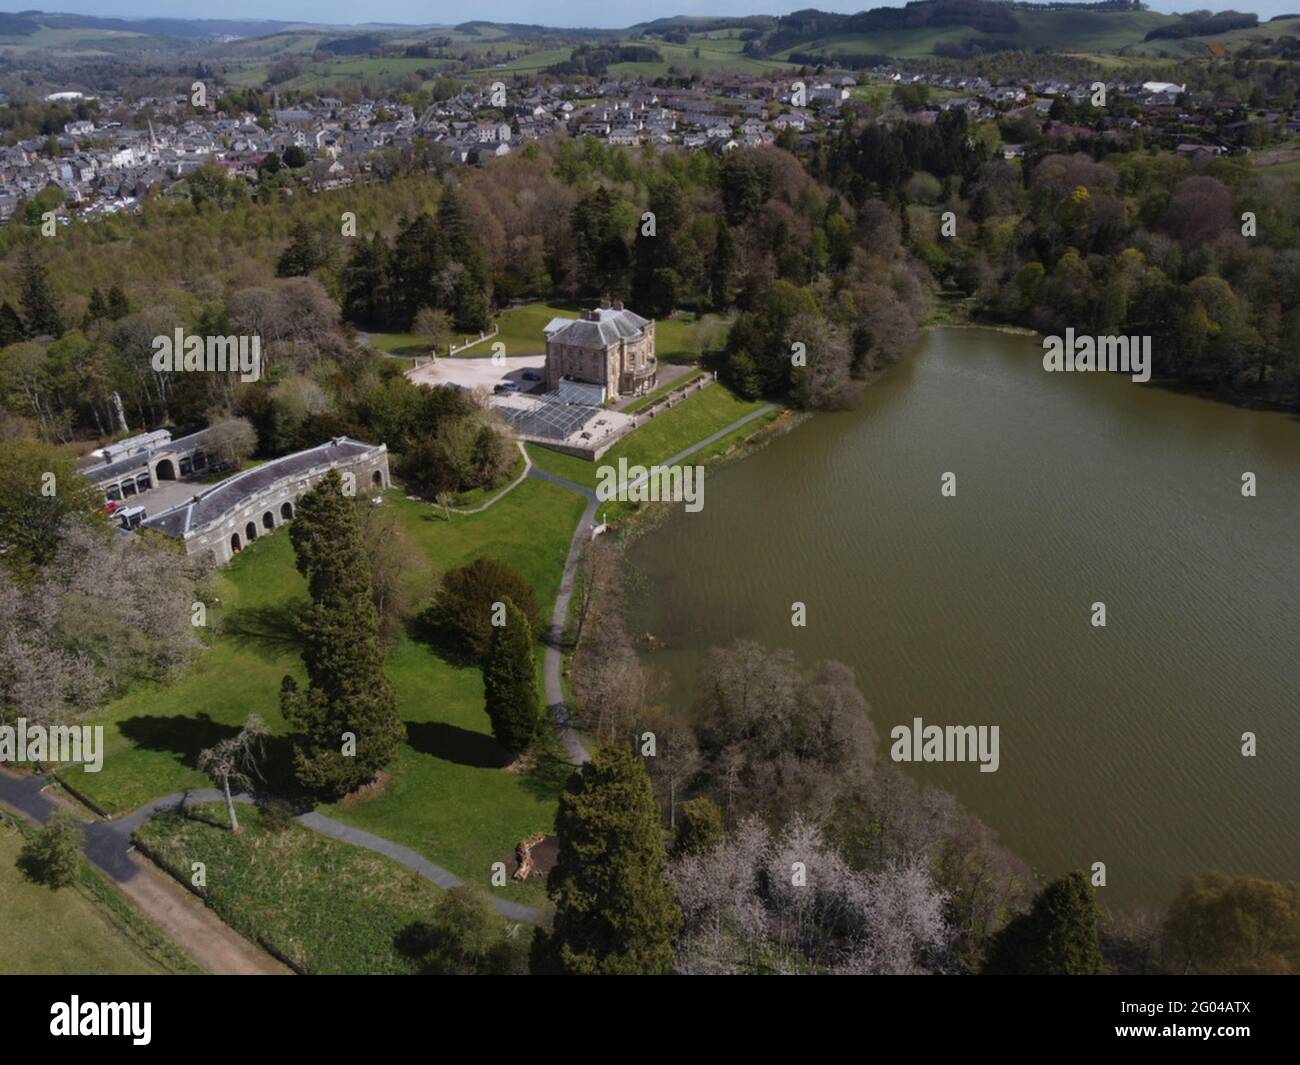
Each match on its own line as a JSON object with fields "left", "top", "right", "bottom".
{"left": 67, "top": 478, "right": 587, "bottom": 908}
{"left": 136, "top": 803, "right": 483, "bottom": 975}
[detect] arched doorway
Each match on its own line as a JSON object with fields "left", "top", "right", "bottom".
{"left": 262, "top": 511, "right": 274, "bottom": 531}
{"left": 280, "top": 501, "right": 294, "bottom": 520}
{"left": 155, "top": 458, "right": 177, "bottom": 481}
{"left": 245, "top": 521, "right": 257, "bottom": 542}
{"left": 371, "top": 470, "right": 384, "bottom": 488}
{"left": 230, "top": 532, "right": 242, "bottom": 554}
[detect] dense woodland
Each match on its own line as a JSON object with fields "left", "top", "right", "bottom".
{"left": 810, "top": 108, "right": 1300, "bottom": 404}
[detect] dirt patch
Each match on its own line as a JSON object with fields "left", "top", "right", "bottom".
{"left": 505, "top": 835, "right": 559, "bottom": 880}
{"left": 118, "top": 851, "right": 293, "bottom": 975}
{"left": 503, "top": 753, "right": 537, "bottom": 774}
{"left": 338, "top": 771, "right": 391, "bottom": 805}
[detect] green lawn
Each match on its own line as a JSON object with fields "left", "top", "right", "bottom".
{"left": 0, "top": 816, "right": 193, "bottom": 974}
{"left": 490, "top": 300, "right": 580, "bottom": 357}
{"left": 65, "top": 479, "right": 587, "bottom": 906}
{"left": 527, "top": 383, "right": 771, "bottom": 492}
{"left": 367, "top": 331, "right": 429, "bottom": 357}
{"left": 136, "top": 803, "right": 515, "bottom": 975}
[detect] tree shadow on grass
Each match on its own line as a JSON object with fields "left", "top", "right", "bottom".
{"left": 405, "top": 721, "right": 511, "bottom": 770}
{"left": 115, "top": 713, "right": 301, "bottom": 797}
{"left": 117, "top": 713, "right": 240, "bottom": 770}
{"left": 220, "top": 601, "right": 307, "bottom": 658}
{"left": 408, "top": 609, "right": 481, "bottom": 669}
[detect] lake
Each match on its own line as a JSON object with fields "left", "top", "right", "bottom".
{"left": 631, "top": 326, "right": 1300, "bottom": 905}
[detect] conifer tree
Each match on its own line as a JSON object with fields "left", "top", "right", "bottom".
{"left": 18, "top": 247, "right": 63, "bottom": 338}
{"left": 85, "top": 287, "right": 108, "bottom": 325}
{"left": 281, "top": 470, "right": 403, "bottom": 796}
{"left": 710, "top": 221, "right": 735, "bottom": 311}
{"left": 482, "top": 597, "right": 540, "bottom": 755}
{"left": 531, "top": 744, "right": 682, "bottom": 975}
{"left": 106, "top": 284, "right": 130, "bottom": 321}
{"left": 342, "top": 233, "right": 391, "bottom": 328}
{"left": 276, "top": 220, "right": 325, "bottom": 277}
{"left": 983, "top": 871, "right": 1107, "bottom": 975}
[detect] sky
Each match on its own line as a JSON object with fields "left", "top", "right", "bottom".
{"left": 32, "top": 1, "right": 1300, "bottom": 32}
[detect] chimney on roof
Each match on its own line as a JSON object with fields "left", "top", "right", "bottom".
{"left": 613, "top": 300, "right": 624, "bottom": 311}
{"left": 599, "top": 299, "right": 611, "bottom": 310}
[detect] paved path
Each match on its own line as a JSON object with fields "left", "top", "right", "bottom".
{"left": 529, "top": 402, "right": 777, "bottom": 767}
{"left": 0, "top": 771, "right": 540, "bottom": 947}
{"left": 0, "top": 771, "right": 288, "bottom": 974}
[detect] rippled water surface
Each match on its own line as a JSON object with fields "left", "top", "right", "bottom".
{"left": 632, "top": 327, "right": 1300, "bottom": 903}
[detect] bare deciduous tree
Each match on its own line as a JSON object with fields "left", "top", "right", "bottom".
{"left": 198, "top": 714, "right": 269, "bottom": 832}
{"left": 203, "top": 415, "right": 257, "bottom": 471}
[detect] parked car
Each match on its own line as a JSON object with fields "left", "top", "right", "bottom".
{"left": 493, "top": 382, "right": 521, "bottom": 394}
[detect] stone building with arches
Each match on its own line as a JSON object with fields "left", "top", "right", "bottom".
{"left": 139, "top": 437, "right": 390, "bottom": 566}
{"left": 80, "top": 425, "right": 222, "bottom": 504}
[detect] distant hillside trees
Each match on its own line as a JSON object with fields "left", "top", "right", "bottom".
{"left": 342, "top": 189, "right": 492, "bottom": 332}
{"left": 1145, "top": 11, "right": 1257, "bottom": 40}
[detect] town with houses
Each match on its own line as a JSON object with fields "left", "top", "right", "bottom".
{"left": 4, "top": 67, "right": 1293, "bottom": 224}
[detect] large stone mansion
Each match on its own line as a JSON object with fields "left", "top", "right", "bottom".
{"left": 543, "top": 302, "right": 656, "bottom": 402}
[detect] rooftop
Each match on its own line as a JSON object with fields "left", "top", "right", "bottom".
{"left": 142, "top": 437, "right": 383, "bottom": 538}
{"left": 548, "top": 305, "right": 650, "bottom": 349}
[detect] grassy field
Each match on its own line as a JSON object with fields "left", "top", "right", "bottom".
{"left": 229, "top": 54, "right": 444, "bottom": 91}
{"left": 0, "top": 815, "right": 194, "bottom": 974}
{"left": 484, "top": 34, "right": 796, "bottom": 78}
{"left": 366, "top": 331, "right": 428, "bottom": 357}
{"left": 492, "top": 300, "right": 579, "bottom": 356}
{"left": 527, "top": 382, "right": 770, "bottom": 491}
{"left": 63, "top": 478, "right": 587, "bottom": 906}
{"left": 136, "top": 803, "right": 514, "bottom": 974}
{"left": 609, "top": 38, "right": 798, "bottom": 78}
{"left": 1124, "top": 16, "right": 1300, "bottom": 58}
